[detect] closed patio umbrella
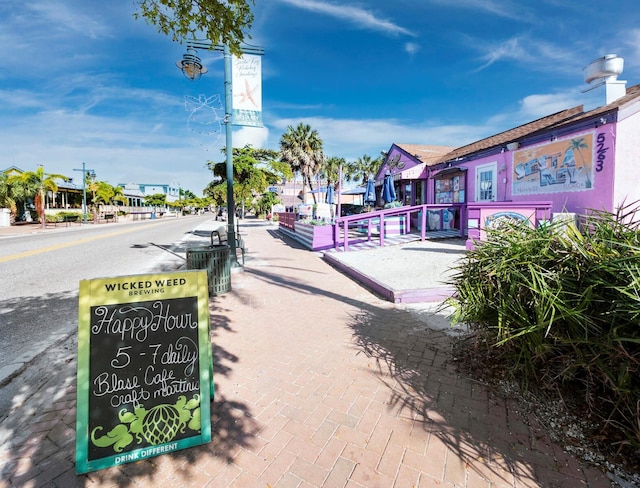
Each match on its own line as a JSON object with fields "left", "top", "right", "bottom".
{"left": 381, "top": 171, "right": 396, "bottom": 204}
{"left": 325, "top": 185, "right": 335, "bottom": 204}
{"left": 364, "top": 178, "right": 376, "bottom": 208}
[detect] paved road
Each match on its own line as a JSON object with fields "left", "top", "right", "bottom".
{"left": 0, "top": 215, "right": 221, "bottom": 391}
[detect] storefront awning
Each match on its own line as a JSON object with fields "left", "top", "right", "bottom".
{"left": 433, "top": 166, "right": 467, "bottom": 178}
{"left": 376, "top": 163, "right": 427, "bottom": 185}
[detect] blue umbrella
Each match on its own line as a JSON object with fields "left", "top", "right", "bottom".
{"left": 364, "top": 178, "right": 376, "bottom": 206}
{"left": 381, "top": 171, "right": 396, "bottom": 204}
{"left": 325, "top": 185, "right": 335, "bottom": 204}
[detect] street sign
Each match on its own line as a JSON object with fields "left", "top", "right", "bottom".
{"left": 75, "top": 270, "right": 212, "bottom": 474}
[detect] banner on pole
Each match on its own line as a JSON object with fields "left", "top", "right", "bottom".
{"left": 232, "top": 54, "right": 262, "bottom": 127}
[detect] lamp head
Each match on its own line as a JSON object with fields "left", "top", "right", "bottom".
{"left": 176, "top": 48, "right": 208, "bottom": 80}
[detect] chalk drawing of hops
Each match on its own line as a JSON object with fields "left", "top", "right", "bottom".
{"left": 141, "top": 404, "right": 183, "bottom": 444}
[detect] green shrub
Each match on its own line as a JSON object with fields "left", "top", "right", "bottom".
{"left": 48, "top": 211, "right": 81, "bottom": 222}
{"left": 446, "top": 202, "right": 640, "bottom": 455}
{"left": 299, "top": 218, "right": 328, "bottom": 226}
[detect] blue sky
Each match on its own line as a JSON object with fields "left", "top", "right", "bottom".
{"left": 2, "top": 1, "right": 639, "bottom": 196}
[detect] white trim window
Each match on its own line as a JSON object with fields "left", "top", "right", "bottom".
{"left": 475, "top": 162, "right": 497, "bottom": 202}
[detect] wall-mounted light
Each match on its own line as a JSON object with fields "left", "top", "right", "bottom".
{"left": 551, "top": 134, "right": 557, "bottom": 142}
{"left": 506, "top": 142, "right": 520, "bottom": 151}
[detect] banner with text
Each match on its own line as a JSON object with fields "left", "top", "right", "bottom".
{"left": 232, "top": 53, "right": 262, "bottom": 127}
{"left": 75, "top": 270, "right": 212, "bottom": 474}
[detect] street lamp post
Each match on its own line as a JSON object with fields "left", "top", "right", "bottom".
{"left": 73, "top": 162, "right": 95, "bottom": 225}
{"left": 176, "top": 41, "right": 263, "bottom": 268}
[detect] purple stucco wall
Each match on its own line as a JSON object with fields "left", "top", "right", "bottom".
{"left": 455, "top": 126, "right": 617, "bottom": 215}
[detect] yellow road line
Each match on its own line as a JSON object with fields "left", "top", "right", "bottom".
{"left": 0, "top": 223, "right": 165, "bottom": 264}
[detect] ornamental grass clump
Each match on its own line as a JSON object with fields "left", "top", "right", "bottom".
{"left": 446, "top": 202, "right": 640, "bottom": 461}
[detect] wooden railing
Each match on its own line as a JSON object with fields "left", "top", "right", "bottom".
{"left": 277, "top": 212, "right": 296, "bottom": 230}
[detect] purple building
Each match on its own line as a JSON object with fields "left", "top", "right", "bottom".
{"left": 377, "top": 55, "right": 640, "bottom": 247}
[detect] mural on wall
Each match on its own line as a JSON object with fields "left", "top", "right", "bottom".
{"left": 480, "top": 208, "right": 535, "bottom": 241}
{"left": 512, "top": 132, "right": 595, "bottom": 195}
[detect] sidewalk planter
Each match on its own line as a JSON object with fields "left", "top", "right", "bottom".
{"left": 284, "top": 221, "right": 334, "bottom": 251}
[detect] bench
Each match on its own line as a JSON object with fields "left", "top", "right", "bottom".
{"left": 103, "top": 213, "right": 115, "bottom": 223}
{"left": 53, "top": 214, "right": 80, "bottom": 227}
{"left": 211, "top": 229, "right": 246, "bottom": 265}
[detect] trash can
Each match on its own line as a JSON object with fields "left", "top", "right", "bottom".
{"left": 186, "top": 244, "right": 231, "bottom": 296}
{"left": 0, "top": 208, "right": 10, "bottom": 227}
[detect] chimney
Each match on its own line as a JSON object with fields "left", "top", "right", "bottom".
{"left": 582, "top": 54, "right": 627, "bottom": 105}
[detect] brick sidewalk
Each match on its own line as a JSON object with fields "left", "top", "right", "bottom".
{"left": 0, "top": 221, "right": 613, "bottom": 487}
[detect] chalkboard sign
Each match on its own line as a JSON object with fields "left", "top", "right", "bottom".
{"left": 75, "top": 270, "right": 212, "bottom": 474}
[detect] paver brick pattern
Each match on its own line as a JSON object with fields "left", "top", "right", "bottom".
{"left": 0, "top": 221, "right": 614, "bottom": 487}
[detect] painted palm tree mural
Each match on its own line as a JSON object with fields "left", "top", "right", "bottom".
{"left": 513, "top": 134, "right": 595, "bottom": 195}
{"left": 568, "top": 137, "right": 591, "bottom": 188}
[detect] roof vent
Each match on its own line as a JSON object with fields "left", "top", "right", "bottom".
{"left": 582, "top": 54, "right": 626, "bottom": 104}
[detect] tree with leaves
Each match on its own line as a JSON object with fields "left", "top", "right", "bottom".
{"left": 8, "top": 166, "right": 69, "bottom": 228}
{"left": 134, "top": 0, "right": 255, "bottom": 55}
{"left": 254, "top": 190, "right": 281, "bottom": 217}
{"left": 322, "top": 156, "right": 346, "bottom": 192}
{"left": 205, "top": 145, "right": 290, "bottom": 217}
{"left": 144, "top": 193, "right": 167, "bottom": 207}
{"left": 88, "top": 180, "right": 128, "bottom": 221}
{"left": 344, "top": 154, "right": 382, "bottom": 186}
{"left": 0, "top": 173, "right": 19, "bottom": 222}
{"left": 280, "top": 123, "right": 325, "bottom": 203}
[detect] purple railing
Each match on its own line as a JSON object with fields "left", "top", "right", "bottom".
{"left": 333, "top": 204, "right": 465, "bottom": 251}
{"left": 278, "top": 201, "right": 553, "bottom": 252}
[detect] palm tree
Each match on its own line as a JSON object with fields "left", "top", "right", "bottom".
{"left": 322, "top": 156, "right": 345, "bottom": 191}
{"left": 322, "top": 156, "right": 344, "bottom": 184}
{"left": 568, "top": 137, "right": 591, "bottom": 188}
{"left": 279, "top": 123, "right": 325, "bottom": 203}
{"left": 344, "top": 154, "right": 382, "bottom": 185}
{"left": 8, "top": 166, "right": 69, "bottom": 228}
{"left": 0, "top": 173, "right": 18, "bottom": 221}
{"left": 111, "top": 185, "right": 128, "bottom": 206}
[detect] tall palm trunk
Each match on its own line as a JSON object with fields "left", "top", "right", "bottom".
{"left": 306, "top": 175, "right": 317, "bottom": 204}
{"left": 35, "top": 192, "right": 45, "bottom": 229}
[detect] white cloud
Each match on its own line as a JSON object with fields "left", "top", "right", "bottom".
{"left": 405, "top": 42, "right": 420, "bottom": 55}
{"left": 268, "top": 117, "right": 486, "bottom": 161}
{"left": 428, "top": 0, "right": 534, "bottom": 22}
{"left": 275, "top": 0, "right": 415, "bottom": 37}
{"left": 518, "top": 91, "right": 582, "bottom": 119}
{"left": 28, "top": 2, "right": 111, "bottom": 39}
{"left": 470, "top": 35, "right": 585, "bottom": 75}
{"left": 234, "top": 126, "right": 270, "bottom": 149}
{"left": 622, "top": 29, "right": 640, "bottom": 69}
{"left": 0, "top": 109, "right": 215, "bottom": 195}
